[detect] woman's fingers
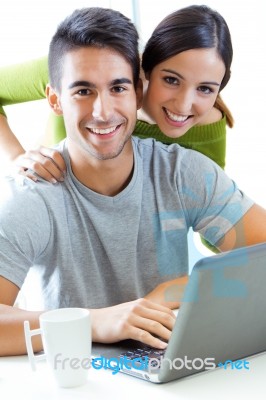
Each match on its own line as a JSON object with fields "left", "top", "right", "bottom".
{"left": 14, "top": 147, "right": 66, "bottom": 183}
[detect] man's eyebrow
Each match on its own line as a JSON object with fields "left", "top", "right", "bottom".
{"left": 161, "top": 68, "right": 221, "bottom": 86}
{"left": 110, "top": 78, "right": 133, "bottom": 86}
{"left": 68, "top": 81, "right": 95, "bottom": 89}
{"left": 68, "top": 78, "right": 133, "bottom": 90}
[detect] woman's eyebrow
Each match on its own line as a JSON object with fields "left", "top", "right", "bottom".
{"left": 161, "top": 68, "right": 185, "bottom": 80}
{"left": 161, "top": 68, "right": 220, "bottom": 86}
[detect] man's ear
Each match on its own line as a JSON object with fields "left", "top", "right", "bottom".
{"left": 136, "top": 78, "right": 143, "bottom": 110}
{"left": 46, "top": 84, "right": 63, "bottom": 116}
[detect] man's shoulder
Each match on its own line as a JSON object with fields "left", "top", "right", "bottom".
{"left": 132, "top": 136, "right": 183, "bottom": 156}
{"left": 132, "top": 136, "right": 216, "bottom": 167}
{"left": 0, "top": 173, "right": 61, "bottom": 217}
{"left": 0, "top": 139, "right": 67, "bottom": 200}
{"left": 0, "top": 173, "right": 55, "bottom": 194}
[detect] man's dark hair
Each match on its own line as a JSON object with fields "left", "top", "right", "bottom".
{"left": 48, "top": 7, "right": 140, "bottom": 91}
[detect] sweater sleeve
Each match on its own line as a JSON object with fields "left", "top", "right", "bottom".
{"left": 0, "top": 56, "right": 67, "bottom": 145}
{"left": 0, "top": 56, "right": 48, "bottom": 116}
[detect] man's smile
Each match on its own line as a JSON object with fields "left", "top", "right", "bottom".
{"left": 86, "top": 125, "right": 122, "bottom": 135}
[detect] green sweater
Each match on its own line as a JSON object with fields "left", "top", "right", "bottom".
{"left": 0, "top": 56, "right": 226, "bottom": 169}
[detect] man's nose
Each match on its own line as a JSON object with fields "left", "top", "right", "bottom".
{"left": 92, "top": 94, "right": 112, "bottom": 121}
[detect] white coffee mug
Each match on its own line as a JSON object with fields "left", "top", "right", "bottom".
{"left": 24, "top": 307, "right": 91, "bottom": 388}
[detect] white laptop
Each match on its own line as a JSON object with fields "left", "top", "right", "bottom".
{"left": 92, "top": 242, "right": 266, "bottom": 383}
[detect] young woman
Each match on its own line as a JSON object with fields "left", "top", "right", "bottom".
{"left": 0, "top": 5, "right": 233, "bottom": 183}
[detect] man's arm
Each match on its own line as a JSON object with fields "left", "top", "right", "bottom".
{"left": 217, "top": 203, "right": 266, "bottom": 251}
{"left": 145, "top": 204, "right": 266, "bottom": 311}
{"left": 0, "top": 277, "right": 43, "bottom": 356}
{"left": 0, "top": 276, "right": 175, "bottom": 356}
{"left": 93, "top": 204, "right": 266, "bottom": 351}
{"left": 144, "top": 275, "right": 188, "bottom": 309}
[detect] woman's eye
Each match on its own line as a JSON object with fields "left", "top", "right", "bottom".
{"left": 164, "top": 76, "right": 178, "bottom": 85}
{"left": 198, "top": 86, "right": 214, "bottom": 94}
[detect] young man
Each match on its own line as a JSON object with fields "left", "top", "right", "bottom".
{"left": 0, "top": 7, "right": 265, "bottom": 357}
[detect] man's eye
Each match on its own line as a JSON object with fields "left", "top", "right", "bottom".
{"left": 77, "top": 89, "right": 90, "bottom": 95}
{"left": 112, "top": 86, "right": 126, "bottom": 93}
{"left": 163, "top": 76, "right": 178, "bottom": 85}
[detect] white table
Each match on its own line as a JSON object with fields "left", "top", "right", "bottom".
{"left": 1, "top": 352, "right": 266, "bottom": 400}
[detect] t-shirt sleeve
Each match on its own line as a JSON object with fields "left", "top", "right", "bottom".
{"left": 177, "top": 149, "right": 254, "bottom": 245}
{"left": 0, "top": 176, "right": 51, "bottom": 288}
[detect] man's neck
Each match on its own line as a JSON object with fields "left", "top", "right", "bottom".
{"left": 67, "top": 139, "right": 134, "bottom": 197}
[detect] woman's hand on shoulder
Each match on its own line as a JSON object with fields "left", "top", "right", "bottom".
{"left": 13, "top": 146, "right": 66, "bottom": 183}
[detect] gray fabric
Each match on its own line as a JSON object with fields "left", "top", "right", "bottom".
{"left": 0, "top": 137, "right": 253, "bottom": 309}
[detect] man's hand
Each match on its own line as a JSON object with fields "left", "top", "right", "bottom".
{"left": 90, "top": 298, "right": 176, "bottom": 350}
{"left": 144, "top": 276, "right": 189, "bottom": 309}
{"left": 13, "top": 146, "right": 66, "bottom": 183}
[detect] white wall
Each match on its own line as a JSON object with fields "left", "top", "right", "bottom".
{"left": 0, "top": 0, "right": 265, "bottom": 207}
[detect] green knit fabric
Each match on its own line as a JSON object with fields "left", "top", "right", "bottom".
{"left": 0, "top": 57, "right": 47, "bottom": 111}
{"left": 135, "top": 118, "right": 226, "bottom": 169}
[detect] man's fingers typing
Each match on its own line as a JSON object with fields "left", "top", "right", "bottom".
{"left": 128, "top": 327, "right": 168, "bottom": 350}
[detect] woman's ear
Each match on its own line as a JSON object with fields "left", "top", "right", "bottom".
{"left": 46, "top": 84, "right": 63, "bottom": 116}
{"left": 136, "top": 78, "right": 143, "bottom": 110}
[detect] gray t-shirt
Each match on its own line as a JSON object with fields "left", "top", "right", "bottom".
{"left": 0, "top": 137, "right": 253, "bottom": 309}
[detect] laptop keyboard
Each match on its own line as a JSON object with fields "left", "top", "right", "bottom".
{"left": 120, "top": 346, "right": 166, "bottom": 367}
{"left": 115, "top": 310, "right": 179, "bottom": 369}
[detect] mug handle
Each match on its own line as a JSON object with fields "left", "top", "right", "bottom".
{"left": 24, "top": 320, "right": 46, "bottom": 371}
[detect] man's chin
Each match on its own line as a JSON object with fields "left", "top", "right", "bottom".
{"left": 91, "top": 144, "right": 127, "bottom": 161}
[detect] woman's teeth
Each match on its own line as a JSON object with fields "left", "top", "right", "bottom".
{"left": 165, "top": 109, "right": 188, "bottom": 122}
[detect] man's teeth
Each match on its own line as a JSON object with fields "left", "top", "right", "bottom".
{"left": 165, "top": 109, "right": 188, "bottom": 122}
{"left": 89, "top": 126, "right": 117, "bottom": 135}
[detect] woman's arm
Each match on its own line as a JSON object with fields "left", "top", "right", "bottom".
{"left": 0, "top": 57, "right": 66, "bottom": 181}
{"left": 0, "top": 56, "right": 48, "bottom": 109}
{"left": 0, "top": 114, "right": 25, "bottom": 161}
{"left": 0, "top": 114, "right": 66, "bottom": 183}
